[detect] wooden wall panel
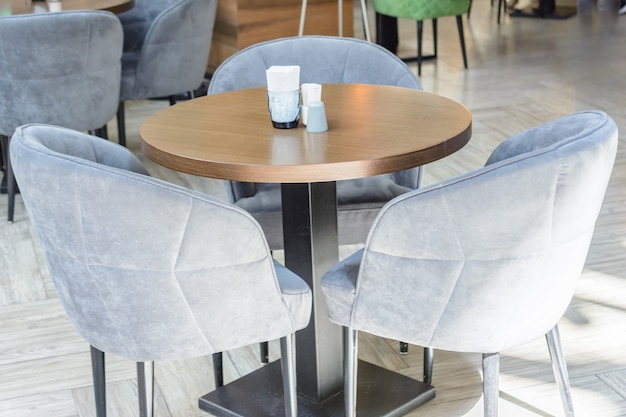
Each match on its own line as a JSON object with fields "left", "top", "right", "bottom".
{"left": 207, "top": 0, "right": 353, "bottom": 73}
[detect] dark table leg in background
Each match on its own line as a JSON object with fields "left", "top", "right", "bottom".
{"left": 199, "top": 182, "right": 435, "bottom": 417}
{"left": 376, "top": 13, "right": 398, "bottom": 54}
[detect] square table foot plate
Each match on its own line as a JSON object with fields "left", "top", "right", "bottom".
{"left": 199, "top": 360, "right": 435, "bottom": 417}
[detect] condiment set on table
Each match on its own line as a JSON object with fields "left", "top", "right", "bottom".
{"left": 266, "top": 65, "right": 328, "bottom": 133}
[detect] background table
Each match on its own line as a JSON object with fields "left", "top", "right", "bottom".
{"left": 1, "top": 0, "right": 134, "bottom": 15}
{"left": 141, "top": 84, "right": 472, "bottom": 417}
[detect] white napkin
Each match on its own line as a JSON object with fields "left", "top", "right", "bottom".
{"left": 266, "top": 66, "right": 300, "bottom": 92}
{"left": 301, "top": 83, "right": 322, "bottom": 125}
{"left": 48, "top": 1, "right": 63, "bottom": 12}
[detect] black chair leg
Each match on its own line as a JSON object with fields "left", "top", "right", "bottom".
{"left": 137, "top": 361, "right": 154, "bottom": 417}
{"left": 90, "top": 346, "right": 106, "bottom": 417}
{"left": 100, "top": 125, "right": 109, "bottom": 139}
{"left": 417, "top": 20, "right": 424, "bottom": 76}
{"left": 423, "top": 347, "right": 434, "bottom": 385}
{"left": 116, "top": 102, "right": 126, "bottom": 147}
{"left": 212, "top": 352, "right": 224, "bottom": 388}
{"left": 260, "top": 341, "right": 269, "bottom": 364}
{"left": 3, "top": 134, "right": 16, "bottom": 223}
{"left": 89, "top": 126, "right": 109, "bottom": 140}
{"left": 169, "top": 95, "right": 177, "bottom": 106}
{"left": 432, "top": 18, "right": 438, "bottom": 58}
{"left": 456, "top": 15, "right": 469, "bottom": 69}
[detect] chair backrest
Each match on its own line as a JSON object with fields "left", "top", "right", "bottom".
{"left": 0, "top": 11, "right": 122, "bottom": 136}
{"left": 348, "top": 111, "right": 618, "bottom": 353}
{"left": 119, "top": 0, "right": 218, "bottom": 101}
{"left": 118, "top": 0, "right": 179, "bottom": 52}
{"left": 372, "top": 0, "right": 471, "bottom": 20}
{"left": 10, "top": 124, "right": 307, "bottom": 362}
{"left": 208, "top": 35, "right": 422, "bottom": 94}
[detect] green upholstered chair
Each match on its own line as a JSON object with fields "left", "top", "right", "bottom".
{"left": 372, "top": 0, "right": 470, "bottom": 75}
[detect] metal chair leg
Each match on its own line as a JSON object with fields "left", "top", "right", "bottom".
{"left": 359, "top": 0, "right": 372, "bottom": 42}
{"left": 260, "top": 341, "right": 269, "bottom": 364}
{"left": 482, "top": 352, "right": 500, "bottom": 417}
{"left": 417, "top": 20, "right": 424, "bottom": 76}
{"left": 1, "top": 134, "right": 15, "bottom": 223}
{"left": 116, "top": 102, "right": 126, "bottom": 147}
{"left": 344, "top": 327, "right": 358, "bottom": 417}
{"left": 90, "top": 126, "right": 109, "bottom": 140}
{"left": 456, "top": 15, "right": 469, "bottom": 69}
{"left": 432, "top": 18, "right": 438, "bottom": 58}
{"left": 423, "top": 347, "right": 434, "bottom": 385}
{"left": 90, "top": 346, "right": 106, "bottom": 417}
{"left": 7, "top": 138, "right": 16, "bottom": 223}
{"left": 546, "top": 325, "right": 575, "bottom": 417}
{"left": 280, "top": 333, "right": 298, "bottom": 417}
{"left": 212, "top": 352, "right": 224, "bottom": 388}
{"left": 298, "top": 0, "right": 308, "bottom": 35}
{"left": 137, "top": 361, "right": 154, "bottom": 417}
{"left": 338, "top": 0, "right": 343, "bottom": 37}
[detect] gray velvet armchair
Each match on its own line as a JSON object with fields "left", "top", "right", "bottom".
{"left": 321, "top": 111, "right": 618, "bottom": 417}
{"left": 0, "top": 10, "right": 123, "bottom": 222}
{"left": 116, "top": 0, "right": 218, "bottom": 146}
{"left": 10, "top": 124, "right": 312, "bottom": 417}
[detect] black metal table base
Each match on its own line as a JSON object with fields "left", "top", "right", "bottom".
{"left": 199, "top": 360, "right": 435, "bottom": 417}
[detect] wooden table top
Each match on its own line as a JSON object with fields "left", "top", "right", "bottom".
{"left": 140, "top": 84, "right": 473, "bottom": 183}
{"left": 1, "top": 0, "right": 134, "bottom": 15}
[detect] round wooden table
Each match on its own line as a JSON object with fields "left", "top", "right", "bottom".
{"left": 141, "top": 84, "right": 472, "bottom": 183}
{"left": 1, "top": 0, "right": 134, "bottom": 15}
{"left": 141, "top": 83, "right": 472, "bottom": 417}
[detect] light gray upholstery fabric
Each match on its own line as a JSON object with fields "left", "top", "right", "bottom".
{"left": 0, "top": 11, "right": 122, "bottom": 135}
{"left": 118, "top": 0, "right": 217, "bottom": 102}
{"left": 10, "top": 124, "right": 312, "bottom": 363}
{"left": 208, "top": 36, "right": 423, "bottom": 249}
{"left": 321, "top": 110, "right": 618, "bottom": 354}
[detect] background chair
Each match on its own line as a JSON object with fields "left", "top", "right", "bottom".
{"left": 372, "top": 0, "right": 470, "bottom": 75}
{"left": 321, "top": 110, "right": 618, "bottom": 417}
{"left": 116, "top": 0, "right": 218, "bottom": 146}
{"left": 0, "top": 10, "right": 123, "bottom": 222}
{"left": 10, "top": 124, "right": 312, "bottom": 417}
